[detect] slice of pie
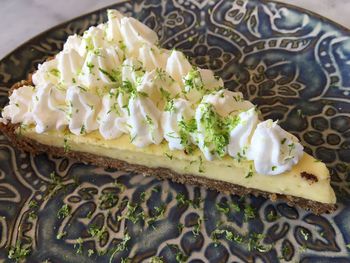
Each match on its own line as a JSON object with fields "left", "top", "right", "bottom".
{"left": 0, "top": 10, "right": 336, "bottom": 214}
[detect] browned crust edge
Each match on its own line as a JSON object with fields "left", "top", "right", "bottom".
{"left": 0, "top": 79, "right": 337, "bottom": 215}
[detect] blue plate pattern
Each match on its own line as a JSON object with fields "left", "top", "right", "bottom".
{"left": 0, "top": 0, "right": 349, "bottom": 262}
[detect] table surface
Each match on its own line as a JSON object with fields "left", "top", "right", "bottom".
{"left": 1, "top": 0, "right": 350, "bottom": 59}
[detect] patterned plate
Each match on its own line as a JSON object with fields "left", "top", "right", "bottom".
{"left": 0, "top": 0, "right": 349, "bottom": 262}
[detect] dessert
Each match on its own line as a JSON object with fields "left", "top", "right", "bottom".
{"left": 0, "top": 10, "right": 336, "bottom": 214}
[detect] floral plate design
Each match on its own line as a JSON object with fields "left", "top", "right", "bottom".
{"left": 0, "top": 0, "right": 349, "bottom": 262}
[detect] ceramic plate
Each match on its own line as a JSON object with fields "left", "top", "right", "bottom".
{"left": 0, "top": 0, "right": 349, "bottom": 262}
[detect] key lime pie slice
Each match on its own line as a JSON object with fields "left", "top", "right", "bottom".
{"left": 0, "top": 10, "right": 336, "bottom": 213}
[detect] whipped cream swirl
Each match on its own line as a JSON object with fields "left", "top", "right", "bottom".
{"left": 162, "top": 98, "right": 195, "bottom": 151}
{"left": 247, "top": 120, "right": 304, "bottom": 175}
{"left": 98, "top": 89, "right": 129, "bottom": 139}
{"left": 0, "top": 9, "right": 304, "bottom": 175}
{"left": 1, "top": 85, "right": 34, "bottom": 125}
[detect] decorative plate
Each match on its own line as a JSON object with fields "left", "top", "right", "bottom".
{"left": 0, "top": 0, "right": 349, "bottom": 262}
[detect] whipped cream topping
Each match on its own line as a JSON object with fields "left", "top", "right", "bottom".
{"left": 79, "top": 47, "right": 122, "bottom": 90}
{"left": 32, "top": 59, "right": 60, "bottom": 87}
{"left": 128, "top": 96, "right": 163, "bottom": 147}
{"left": 63, "top": 35, "right": 83, "bottom": 54}
{"left": 98, "top": 89, "right": 129, "bottom": 139}
{"left": 137, "top": 69, "right": 181, "bottom": 109}
{"left": 183, "top": 68, "right": 223, "bottom": 103}
{"left": 1, "top": 85, "right": 34, "bottom": 125}
{"left": 66, "top": 86, "right": 101, "bottom": 135}
{"left": 106, "top": 10, "right": 123, "bottom": 44}
{"left": 247, "top": 120, "right": 304, "bottom": 175}
{"left": 162, "top": 98, "right": 195, "bottom": 151}
{"left": 120, "top": 15, "right": 158, "bottom": 55}
{"left": 32, "top": 83, "right": 68, "bottom": 133}
{"left": 166, "top": 50, "right": 192, "bottom": 84}
{"left": 0, "top": 9, "right": 304, "bottom": 175}
{"left": 202, "top": 89, "right": 253, "bottom": 116}
{"left": 56, "top": 49, "right": 84, "bottom": 87}
{"left": 228, "top": 108, "right": 259, "bottom": 159}
{"left": 138, "top": 44, "right": 169, "bottom": 72}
